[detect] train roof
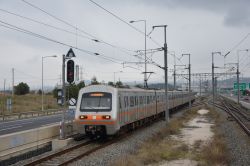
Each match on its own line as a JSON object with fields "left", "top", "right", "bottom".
{"left": 80, "top": 84, "right": 190, "bottom": 94}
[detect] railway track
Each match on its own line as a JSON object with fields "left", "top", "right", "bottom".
{"left": 24, "top": 131, "right": 132, "bottom": 165}
{"left": 213, "top": 97, "right": 250, "bottom": 136}
{"left": 24, "top": 140, "right": 94, "bottom": 166}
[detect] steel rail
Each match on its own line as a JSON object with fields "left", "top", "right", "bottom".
{"left": 58, "top": 138, "right": 120, "bottom": 166}
{"left": 24, "top": 139, "right": 92, "bottom": 166}
{"left": 213, "top": 98, "right": 250, "bottom": 136}
{"left": 222, "top": 102, "right": 250, "bottom": 135}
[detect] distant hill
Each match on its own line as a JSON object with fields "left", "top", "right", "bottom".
{"left": 148, "top": 83, "right": 175, "bottom": 90}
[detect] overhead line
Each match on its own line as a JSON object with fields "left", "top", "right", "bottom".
{"left": 21, "top": 0, "right": 137, "bottom": 57}
{"left": 20, "top": 0, "right": 160, "bottom": 73}
{"left": 20, "top": 0, "right": 161, "bottom": 75}
{"left": 0, "top": 20, "right": 123, "bottom": 64}
{"left": 225, "top": 33, "right": 250, "bottom": 57}
{"left": 0, "top": 8, "right": 94, "bottom": 40}
{"left": 88, "top": 0, "right": 162, "bottom": 47}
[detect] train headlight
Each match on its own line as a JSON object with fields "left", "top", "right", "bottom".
{"left": 102, "top": 115, "right": 111, "bottom": 120}
{"left": 79, "top": 115, "right": 88, "bottom": 119}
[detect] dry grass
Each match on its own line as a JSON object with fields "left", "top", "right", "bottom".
{"left": 194, "top": 134, "right": 230, "bottom": 166}
{"left": 112, "top": 107, "right": 199, "bottom": 166}
{"left": 112, "top": 105, "right": 231, "bottom": 166}
{"left": 0, "top": 94, "right": 59, "bottom": 114}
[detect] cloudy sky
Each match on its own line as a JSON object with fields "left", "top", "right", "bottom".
{"left": 0, "top": 0, "right": 250, "bottom": 90}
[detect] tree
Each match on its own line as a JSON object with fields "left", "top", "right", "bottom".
{"left": 53, "top": 81, "right": 86, "bottom": 100}
{"left": 67, "top": 84, "right": 79, "bottom": 99}
{"left": 77, "top": 81, "right": 85, "bottom": 89}
{"left": 14, "top": 82, "right": 30, "bottom": 95}
{"left": 38, "top": 89, "right": 42, "bottom": 95}
{"left": 52, "top": 87, "right": 58, "bottom": 98}
{"left": 135, "top": 84, "right": 143, "bottom": 88}
{"left": 108, "top": 81, "right": 115, "bottom": 87}
{"left": 116, "top": 81, "right": 123, "bottom": 88}
{"left": 91, "top": 76, "right": 99, "bottom": 85}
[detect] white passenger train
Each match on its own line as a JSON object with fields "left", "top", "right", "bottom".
{"left": 75, "top": 85, "right": 196, "bottom": 137}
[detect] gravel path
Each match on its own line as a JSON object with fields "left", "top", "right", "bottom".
{"left": 214, "top": 107, "right": 250, "bottom": 166}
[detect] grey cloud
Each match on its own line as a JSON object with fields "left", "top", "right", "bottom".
{"left": 224, "top": 4, "right": 250, "bottom": 27}
{"left": 124, "top": 0, "right": 250, "bottom": 27}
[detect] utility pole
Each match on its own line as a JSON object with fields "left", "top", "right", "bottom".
{"left": 212, "top": 52, "right": 221, "bottom": 107}
{"left": 236, "top": 49, "right": 249, "bottom": 104}
{"left": 212, "top": 53, "right": 215, "bottom": 106}
{"left": 144, "top": 20, "right": 147, "bottom": 88}
{"left": 130, "top": 20, "right": 147, "bottom": 88}
{"left": 215, "top": 77, "right": 218, "bottom": 98}
{"left": 182, "top": 54, "right": 191, "bottom": 110}
{"left": 3, "top": 79, "right": 6, "bottom": 96}
{"left": 80, "top": 66, "right": 83, "bottom": 81}
{"left": 189, "top": 55, "right": 191, "bottom": 109}
{"left": 61, "top": 54, "right": 66, "bottom": 139}
{"left": 173, "top": 54, "right": 176, "bottom": 90}
{"left": 12, "top": 68, "right": 14, "bottom": 97}
{"left": 199, "top": 78, "right": 202, "bottom": 96}
{"left": 152, "top": 25, "right": 168, "bottom": 122}
{"left": 237, "top": 62, "right": 240, "bottom": 104}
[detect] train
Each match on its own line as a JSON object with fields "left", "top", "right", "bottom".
{"left": 74, "top": 85, "right": 196, "bottom": 138}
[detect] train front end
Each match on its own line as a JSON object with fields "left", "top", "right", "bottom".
{"left": 75, "top": 85, "right": 118, "bottom": 138}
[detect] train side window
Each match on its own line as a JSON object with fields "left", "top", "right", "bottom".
{"left": 130, "top": 96, "right": 134, "bottom": 107}
{"left": 125, "top": 96, "right": 129, "bottom": 108}
{"left": 124, "top": 96, "right": 128, "bottom": 108}
{"left": 135, "top": 96, "right": 138, "bottom": 106}
{"left": 119, "top": 96, "right": 122, "bottom": 109}
{"left": 124, "top": 97, "right": 126, "bottom": 108}
{"left": 139, "top": 96, "right": 143, "bottom": 105}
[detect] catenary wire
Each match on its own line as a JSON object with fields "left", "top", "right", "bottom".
{"left": 0, "top": 20, "right": 125, "bottom": 64}
{"left": 20, "top": 0, "right": 137, "bottom": 55}
{"left": 88, "top": 0, "right": 162, "bottom": 47}
{"left": 20, "top": 0, "right": 162, "bottom": 72}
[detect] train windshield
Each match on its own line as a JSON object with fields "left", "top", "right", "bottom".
{"left": 80, "top": 92, "right": 112, "bottom": 112}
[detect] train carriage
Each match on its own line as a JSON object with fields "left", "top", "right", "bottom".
{"left": 75, "top": 85, "right": 196, "bottom": 138}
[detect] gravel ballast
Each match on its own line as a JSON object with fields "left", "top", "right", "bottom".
{"left": 71, "top": 120, "right": 167, "bottom": 166}
{"left": 214, "top": 108, "right": 250, "bottom": 166}
{"left": 71, "top": 108, "right": 190, "bottom": 166}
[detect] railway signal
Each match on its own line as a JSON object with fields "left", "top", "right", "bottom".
{"left": 67, "top": 60, "right": 75, "bottom": 84}
{"left": 61, "top": 48, "right": 76, "bottom": 139}
{"left": 57, "top": 87, "right": 63, "bottom": 105}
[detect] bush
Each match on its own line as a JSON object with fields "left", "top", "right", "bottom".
{"left": 91, "top": 76, "right": 99, "bottom": 85}
{"left": 52, "top": 81, "right": 85, "bottom": 100}
{"left": 14, "top": 82, "right": 30, "bottom": 95}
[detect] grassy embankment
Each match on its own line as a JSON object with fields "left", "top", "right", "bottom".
{"left": 0, "top": 94, "right": 59, "bottom": 114}
{"left": 113, "top": 105, "right": 230, "bottom": 166}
